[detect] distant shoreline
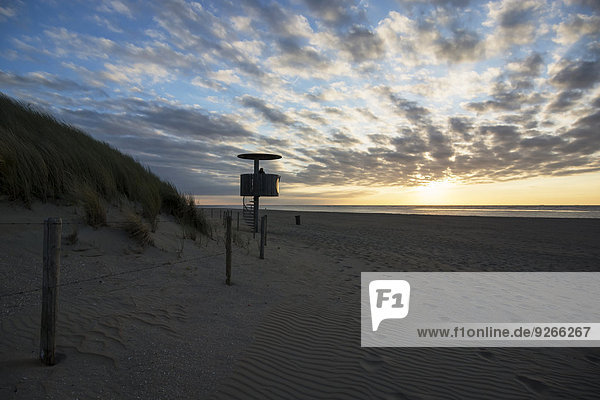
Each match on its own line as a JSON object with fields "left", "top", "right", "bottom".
{"left": 198, "top": 204, "right": 600, "bottom": 219}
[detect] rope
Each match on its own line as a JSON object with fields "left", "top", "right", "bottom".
{"left": 0, "top": 252, "right": 226, "bottom": 299}
{"left": 0, "top": 220, "right": 141, "bottom": 225}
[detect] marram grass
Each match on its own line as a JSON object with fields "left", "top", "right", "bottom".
{"left": 0, "top": 93, "right": 209, "bottom": 237}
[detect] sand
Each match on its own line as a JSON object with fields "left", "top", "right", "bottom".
{"left": 1, "top": 203, "right": 600, "bottom": 399}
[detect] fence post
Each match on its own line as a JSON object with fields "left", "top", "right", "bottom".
{"left": 40, "top": 217, "right": 62, "bottom": 366}
{"left": 226, "top": 214, "right": 232, "bottom": 285}
{"left": 259, "top": 215, "right": 266, "bottom": 259}
{"left": 264, "top": 215, "right": 268, "bottom": 247}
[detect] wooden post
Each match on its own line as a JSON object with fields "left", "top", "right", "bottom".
{"left": 237, "top": 211, "right": 240, "bottom": 232}
{"left": 211, "top": 208, "right": 213, "bottom": 218}
{"left": 253, "top": 196, "right": 259, "bottom": 236}
{"left": 259, "top": 215, "right": 266, "bottom": 259}
{"left": 264, "top": 214, "right": 268, "bottom": 247}
{"left": 226, "top": 214, "right": 232, "bottom": 285}
{"left": 40, "top": 217, "right": 62, "bottom": 365}
{"left": 253, "top": 158, "right": 259, "bottom": 236}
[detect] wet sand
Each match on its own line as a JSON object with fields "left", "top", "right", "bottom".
{"left": 1, "top": 204, "right": 600, "bottom": 399}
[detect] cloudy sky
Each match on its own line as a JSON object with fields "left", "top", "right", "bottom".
{"left": 1, "top": 0, "right": 599, "bottom": 205}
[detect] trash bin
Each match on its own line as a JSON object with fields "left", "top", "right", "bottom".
{"left": 295, "top": 215, "right": 301, "bottom": 225}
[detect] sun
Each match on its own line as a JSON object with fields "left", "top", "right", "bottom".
{"left": 415, "top": 179, "right": 455, "bottom": 205}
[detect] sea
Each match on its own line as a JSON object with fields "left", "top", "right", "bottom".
{"left": 246, "top": 205, "right": 600, "bottom": 219}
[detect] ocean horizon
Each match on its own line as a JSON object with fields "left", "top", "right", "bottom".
{"left": 201, "top": 204, "right": 600, "bottom": 219}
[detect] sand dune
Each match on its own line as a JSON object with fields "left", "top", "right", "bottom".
{"left": 2, "top": 205, "right": 600, "bottom": 399}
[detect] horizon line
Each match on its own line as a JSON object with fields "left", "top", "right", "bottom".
{"left": 196, "top": 204, "right": 600, "bottom": 207}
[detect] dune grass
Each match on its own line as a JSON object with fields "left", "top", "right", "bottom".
{"left": 123, "top": 211, "right": 154, "bottom": 247}
{"left": 0, "top": 93, "right": 209, "bottom": 237}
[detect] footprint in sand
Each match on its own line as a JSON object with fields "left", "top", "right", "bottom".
{"left": 516, "top": 375, "right": 549, "bottom": 395}
{"left": 359, "top": 353, "right": 386, "bottom": 373}
{"left": 477, "top": 350, "right": 495, "bottom": 360}
{"left": 585, "top": 354, "right": 599, "bottom": 365}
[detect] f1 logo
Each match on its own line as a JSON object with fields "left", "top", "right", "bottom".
{"left": 369, "top": 280, "right": 411, "bottom": 331}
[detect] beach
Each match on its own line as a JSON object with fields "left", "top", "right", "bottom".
{"left": 2, "top": 204, "right": 600, "bottom": 399}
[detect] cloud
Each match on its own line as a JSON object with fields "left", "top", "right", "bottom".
{"left": 356, "top": 107, "right": 378, "bottom": 120}
{"left": 205, "top": 69, "right": 242, "bottom": 87}
{"left": 520, "top": 134, "right": 564, "bottom": 149}
{"left": 324, "top": 107, "right": 344, "bottom": 116}
{"left": 435, "top": 28, "right": 484, "bottom": 63}
{"left": 244, "top": 0, "right": 313, "bottom": 38}
{"left": 466, "top": 99, "right": 517, "bottom": 113}
{"left": 368, "top": 134, "right": 391, "bottom": 145}
{"left": 191, "top": 76, "right": 223, "bottom": 91}
{"left": 378, "top": 86, "right": 430, "bottom": 125}
{"left": 448, "top": 117, "right": 474, "bottom": 139}
{"left": 0, "top": 4, "right": 17, "bottom": 21}
{"left": 36, "top": 26, "right": 202, "bottom": 88}
{"left": 546, "top": 89, "right": 584, "bottom": 111}
{"left": 560, "top": 110, "right": 600, "bottom": 155}
{"left": 91, "top": 15, "right": 125, "bottom": 33}
{"left": 30, "top": 96, "right": 262, "bottom": 196}
{"left": 237, "top": 1, "right": 357, "bottom": 78}
{"left": 300, "top": 110, "right": 328, "bottom": 125}
{"left": 283, "top": 113, "right": 596, "bottom": 189}
{"left": 427, "top": 127, "right": 454, "bottom": 160}
{"left": 102, "top": 62, "right": 172, "bottom": 84}
{"left": 139, "top": 104, "right": 254, "bottom": 139}
{"left": 564, "top": 0, "right": 600, "bottom": 12}
{"left": 500, "top": 109, "right": 539, "bottom": 129}
{"left": 550, "top": 59, "right": 600, "bottom": 90}
{"left": 272, "top": 37, "right": 330, "bottom": 70}
{"left": 339, "top": 26, "right": 385, "bottom": 63}
{"left": 478, "top": 124, "right": 521, "bottom": 153}
{"left": 507, "top": 53, "right": 545, "bottom": 77}
{"left": 299, "top": 1, "right": 386, "bottom": 64}
{"left": 149, "top": 0, "right": 269, "bottom": 83}
{"left": 466, "top": 54, "right": 547, "bottom": 113}
{"left": 45, "top": 91, "right": 595, "bottom": 193}
{"left": 59, "top": 97, "right": 255, "bottom": 141}
{"left": 375, "top": 9, "right": 487, "bottom": 65}
{"left": 150, "top": 164, "right": 237, "bottom": 195}
{"left": 330, "top": 130, "right": 360, "bottom": 145}
{"left": 396, "top": 0, "right": 472, "bottom": 7}
{"left": 97, "top": 0, "right": 133, "bottom": 18}
{"left": 302, "top": 0, "right": 367, "bottom": 30}
{"left": 391, "top": 131, "right": 428, "bottom": 156}
{"left": 0, "top": 70, "right": 107, "bottom": 96}
{"left": 239, "top": 95, "right": 294, "bottom": 125}
{"left": 484, "top": 0, "right": 543, "bottom": 53}
{"left": 554, "top": 14, "right": 600, "bottom": 46}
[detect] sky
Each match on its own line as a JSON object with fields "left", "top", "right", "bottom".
{"left": 1, "top": 0, "right": 599, "bottom": 205}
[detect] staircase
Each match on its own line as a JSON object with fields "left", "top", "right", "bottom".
{"left": 242, "top": 196, "right": 255, "bottom": 231}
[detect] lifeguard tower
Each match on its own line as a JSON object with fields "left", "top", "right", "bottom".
{"left": 238, "top": 153, "right": 281, "bottom": 234}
